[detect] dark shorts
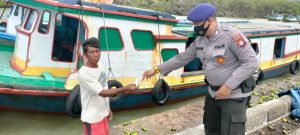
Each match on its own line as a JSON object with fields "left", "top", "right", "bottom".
{"left": 203, "top": 95, "right": 247, "bottom": 135}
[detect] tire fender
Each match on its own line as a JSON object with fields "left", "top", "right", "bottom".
{"left": 66, "top": 85, "right": 81, "bottom": 118}
{"left": 107, "top": 80, "right": 123, "bottom": 102}
{"left": 152, "top": 79, "right": 171, "bottom": 105}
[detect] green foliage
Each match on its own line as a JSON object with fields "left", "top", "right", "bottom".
{"left": 0, "top": 1, "right": 7, "bottom": 8}
{"left": 114, "top": 0, "right": 300, "bottom": 18}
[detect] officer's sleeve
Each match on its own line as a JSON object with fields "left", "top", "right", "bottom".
{"left": 158, "top": 42, "right": 197, "bottom": 76}
{"left": 225, "top": 32, "right": 259, "bottom": 89}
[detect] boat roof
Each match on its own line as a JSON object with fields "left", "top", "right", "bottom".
{"left": 173, "top": 18, "right": 300, "bottom": 38}
{"left": 8, "top": 0, "right": 178, "bottom": 25}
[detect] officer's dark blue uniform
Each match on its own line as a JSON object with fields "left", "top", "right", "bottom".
{"left": 157, "top": 3, "right": 258, "bottom": 135}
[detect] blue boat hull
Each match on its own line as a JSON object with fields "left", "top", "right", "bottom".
{"left": 0, "top": 85, "right": 208, "bottom": 113}
{"left": 0, "top": 61, "right": 297, "bottom": 114}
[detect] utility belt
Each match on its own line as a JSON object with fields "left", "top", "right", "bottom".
{"left": 205, "top": 76, "right": 256, "bottom": 93}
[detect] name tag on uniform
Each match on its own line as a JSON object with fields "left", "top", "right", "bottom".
{"left": 212, "top": 48, "right": 225, "bottom": 57}
{"left": 214, "top": 44, "right": 225, "bottom": 49}
{"left": 196, "top": 47, "right": 203, "bottom": 50}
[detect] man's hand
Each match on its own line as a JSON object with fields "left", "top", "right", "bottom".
{"left": 108, "top": 110, "right": 113, "bottom": 121}
{"left": 215, "top": 84, "right": 232, "bottom": 99}
{"left": 142, "top": 69, "right": 156, "bottom": 80}
{"left": 124, "top": 84, "right": 138, "bottom": 91}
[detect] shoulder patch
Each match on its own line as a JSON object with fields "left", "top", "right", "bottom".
{"left": 233, "top": 33, "right": 247, "bottom": 48}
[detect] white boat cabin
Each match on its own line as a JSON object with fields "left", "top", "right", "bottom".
{"left": 10, "top": 0, "right": 188, "bottom": 85}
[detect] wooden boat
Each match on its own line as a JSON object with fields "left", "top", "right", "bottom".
{"left": 0, "top": 0, "right": 299, "bottom": 114}
{"left": 0, "top": 4, "right": 28, "bottom": 51}
{"left": 0, "top": 0, "right": 207, "bottom": 113}
{"left": 174, "top": 19, "right": 300, "bottom": 82}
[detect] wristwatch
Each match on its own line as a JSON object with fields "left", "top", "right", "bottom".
{"left": 154, "top": 66, "right": 160, "bottom": 74}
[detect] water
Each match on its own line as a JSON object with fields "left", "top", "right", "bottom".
{"left": 0, "top": 96, "right": 205, "bottom": 135}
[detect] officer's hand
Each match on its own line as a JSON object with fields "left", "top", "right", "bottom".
{"left": 124, "top": 84, "right": 138, "bottom": 91}
{"left": 142, "top": 69, "right": 156, "bottom": 80}
{"left": 215, "top": 84, "right": 232, "bottom": 100}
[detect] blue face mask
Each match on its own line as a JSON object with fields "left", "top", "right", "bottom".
{"left": 194, "top": 20, "right": 210, "bottom": 36}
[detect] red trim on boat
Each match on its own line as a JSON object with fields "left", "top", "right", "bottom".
{"left": 248, "top": 31, "right": 300, "bottom": 38}
{"left": 285, "top": 50, "right": 300, "bottom": 58}
{"left": 34, "top": 0, "right": 178, "bottom": 23}
{"left": 127, "top": 82, "right": 207, "bottom": 94}
{"left": 0, "top": 87, "right": 69, "bottom": 96}
{"left": 154, "top": 35, "right": 188, "bottom": 40}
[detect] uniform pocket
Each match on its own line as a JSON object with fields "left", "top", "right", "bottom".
{"left": 212, "top": 49, "right": 226, "bottom": 65}
{"left": 212, "top": 48, "right": 226, "bottom": 57}
{"left": 229, "top": 112, "right": 246, "bottom": 135}
{"left": 196, "top": 50, "right": 204, "bottom": 59}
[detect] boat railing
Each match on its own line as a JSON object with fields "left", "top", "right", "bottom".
{"left": 181, "top": 71, "right": 205, "bottom": 77}
{"left": 245, "top": 28, "right": 300, "bottom": 36}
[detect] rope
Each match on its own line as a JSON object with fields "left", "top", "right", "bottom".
{"left": 76, "top": 0, "right": 83, "bottom": 63}
{"left": 156, "top": 12, "right": 163, "bottom": 79}
{"left": 296, "top": 28, "right": 299, "bottom": 60}
{"left": 258, "top": 32, "right": 263, "bottom": 69}
{"left": 0, "top": 2, "right": 9, "bottom": 21}
{"left": 77, "top": 1, "right": 84, "bottom": 62}
{"left": 99, "top": 4, "right": 116, "bottom": 80}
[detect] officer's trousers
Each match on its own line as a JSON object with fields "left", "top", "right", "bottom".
{"left": 203, "top": 95, "right": 247, "bottom": 135}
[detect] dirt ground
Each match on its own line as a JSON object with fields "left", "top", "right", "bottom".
{"left": 110, "top": 72, "right": 300, "bottom": 135}
{"left": 111, "top": 103, "right": 203, "bottom": 135}
{"left": 249, "top": 117, "right": 300, "bottom": 135}
{"left": 249, "top": 73, "right": 300, "bottom": 108}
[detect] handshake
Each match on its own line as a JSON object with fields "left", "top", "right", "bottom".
{"left": 123, "top": 68, "right": 158, "bottom": 91}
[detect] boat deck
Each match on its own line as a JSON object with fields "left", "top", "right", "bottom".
{"left": 0, "top": 50, "right": 66, "bottom": 90}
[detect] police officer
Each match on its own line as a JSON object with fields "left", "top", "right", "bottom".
{"left": 142, "top": 3, "right": 258, "bottom": 135}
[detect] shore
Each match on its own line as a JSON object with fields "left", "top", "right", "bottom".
{"left": 110, "top": 71, "right": 300, "bottom": 135}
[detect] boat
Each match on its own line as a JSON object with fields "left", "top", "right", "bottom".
{"left": 174, "top": 19, "right": 300, "bottom": 82}
{"left": 266, "top": 14, "right": 284, "bottom": 21}
{"left": 282, "top": 14, "right": 299, "bottom": 22}
{"left": 0, "top": 3, "right": 29, "bottom": 51}
{"left": 0, "top": 0, "right": 207, "bottom": 114}
{"left": 0, "top": 0, "right": 299, "bottom": 114}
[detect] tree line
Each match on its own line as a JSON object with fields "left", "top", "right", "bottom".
{"left": 114, "top": 0, "right": 300, "bottom": 18}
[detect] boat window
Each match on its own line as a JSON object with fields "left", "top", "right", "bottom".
{"left": 52, "top": 14, "right": 86, "bottom": 62}
{"left": 24, "top": 10, "right": 38, "bottom": 31}
{"left": 21, "top": 7, "right": 27, "bottom": 25}
{"left": 38, "top": 11, "right": 50, "bottom": 34}
{"left": 131, "top": 30, "right": 155, "bottom": 50}
{"left": 14, "top": 5, "right": 19, "bottom": 16}
{"left": 99, "top": 27, "right": 123, "bottom": 51}
{"left": 161, "top": 49, "right": 178, "bottom": 62}
{"left": 273, "top": 38, "right": 285, "bottom": 59}
{"left": 56, "top": 14, "right": 62, "bottom": 26}
{"left": 9, "top": 5, "right": 14, "bottom": 15}
{"left": 251, "top": 43, "right": 259, "bottom": 55}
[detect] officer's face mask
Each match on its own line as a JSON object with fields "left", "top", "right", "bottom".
{"left": 194, "top": 20, "right": 210, "bottom": 37}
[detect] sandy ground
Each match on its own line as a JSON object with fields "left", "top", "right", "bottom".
{"left": 111, "top": 103, "right": 203, "bottom": 135}
{"left": 110, "top": 71, "right": 300, "bottom": 135}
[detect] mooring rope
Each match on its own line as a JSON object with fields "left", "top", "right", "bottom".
{"left": 156, "top": 12, "right": 163, "bottom": 79}
{"left": 99, "top": 4, "right": 116, "bottom": 80}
